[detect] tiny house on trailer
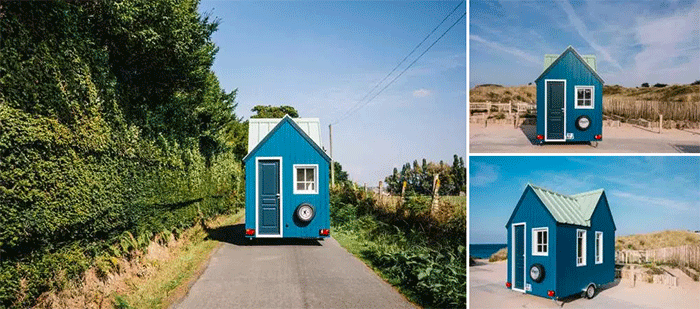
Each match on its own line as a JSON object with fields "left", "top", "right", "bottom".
{"left": 506, "top": 184, "right": 616, "bottom": 300}
{"left": 243, "top": 115, "right": 331, "bottom": 239}
{"left": 535, "top": 46, "right": 604, "bottom": 144}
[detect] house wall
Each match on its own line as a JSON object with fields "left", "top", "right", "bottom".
{"left": 536, "top": 51, "right": 603, "bottom": 142}
{"left": 555, "top": 197, "right": 615, "bottom": 298}
{"left": 507, "top": 187, "right": 557, "bottom": 298}
{"left": 244, "top": 120, "right": 330, "bottom": 238}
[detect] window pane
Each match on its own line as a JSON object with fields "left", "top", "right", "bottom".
{"left": 543, "top": 244, "right": 547, "bottom": 252}
{"left": 297, "top": 169, "right": 304, "bottom": 182}
{"left": 543, "top": 231, "right": 547, "bottom": 244}
{"left": 578, "top": 238, "right": 582, "bottom": 257}
{"left": 305, "top": 168, "right": 314, "bottom": 181}
{"left": 297, "top": 183, "right": 304, "bottom": 191}
{"left": 538, "top": 232, "right": 542, "bottom": 244}
{"left": 585, "top": 89, "right": 591, "bottom": 99}
{"left": 578, "top": 89, "right": 584, "bottom": 99}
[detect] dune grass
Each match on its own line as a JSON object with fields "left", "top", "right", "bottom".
{"left": 488, "top": 248, "right": 508, "bottom": 262}
{"left": 616, "top": 230, "right": 700, "bottom": 250}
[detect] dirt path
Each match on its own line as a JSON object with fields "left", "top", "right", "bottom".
{"left": 470, "top": 260, "right": 700, "bottom": 308}
{"left": 470, "top": 123, "right": 700, "bottom": 153}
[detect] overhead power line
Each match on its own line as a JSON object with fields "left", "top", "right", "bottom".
{"left": 332, "top": 10, "right": 466, "bottom": 125}
{"left": 332, "top": 1, "right": 464, "bottom": 125}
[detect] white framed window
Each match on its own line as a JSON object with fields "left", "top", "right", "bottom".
{"left": 575, "top": 86, "right": 594, "bottom": 109}
{"left": 577, "top": 229, "right": 587, "bottom": 266}
{"left": 595, "top": 231, "right": 603, "bottom": 264}
{"left": 293, "top": 164, "right": 318, "bottom": 194}
{"left": 532, "top": 227, "right": 549, "bottom": 256}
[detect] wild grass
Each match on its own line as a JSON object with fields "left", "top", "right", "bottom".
{"left": 616, "top": 230, "right": 700, "bottom": 250}
{"left": 488, "top": 248, "right": 508, "bottom": 262}
{"left": 470, "top": 85, "right": 536, "bottom": 103}
{"left": 330, "top": 185, "right": 466, "bottom": 308}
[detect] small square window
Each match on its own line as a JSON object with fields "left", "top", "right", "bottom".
{"left": 294, "top": 165, "right": 318, "bottom": 194}
{"left": 575, "top": 86, "right": 594, "bottom": 109}
{"left": 532, "top": 228, "right": 548, "bottom": 256}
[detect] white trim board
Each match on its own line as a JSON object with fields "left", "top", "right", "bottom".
{"left": 255, "top": 156, "right": 283, "bottom": 238}
{"left": 532, "top": 227, "right": 549, "bottom": 256}
{"left": 511, "top": 222, "right": 526, "bottom": 293}
{"left": 574, "top": 85, "right": 595, "bottom": 109}
{"left": 293, "top": 164, "right": 319, "bottom": 195}
{"left": 544, "top": 79, "right": 567, "bottom": 142}
{"left": 577, "top": 229, "right": 587, "bottom": 266}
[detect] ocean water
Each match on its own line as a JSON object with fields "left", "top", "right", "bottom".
{"left": 470, "top": 244, "right": 507, "bottom": 259}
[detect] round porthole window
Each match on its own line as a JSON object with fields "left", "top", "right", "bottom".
{"left": 529, "top": 263, "right": 545, "bottom": 283}
{"left": 576, "top": 115, "right": 591, "bottom": 131}
{"left": 295, "top": 203, "right": 315, "bottom": 222}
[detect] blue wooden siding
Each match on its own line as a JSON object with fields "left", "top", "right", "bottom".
{"left": 244, "top": 119, "right": 330, "bottom": 237}
{"left": 536, "top": 50, "right": 603, "bottom": 142}
{"left": 507, "top": 187, "right": 558, "bottom": 298}
{"left": 555, "top": 195, "right": 615, "bottom": 297}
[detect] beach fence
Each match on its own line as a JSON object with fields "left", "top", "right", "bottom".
{"left": 617, "top": 245, "right": 700, "bottom": 281}
{"left": 470, "top": 101, "right": 536, "bottom": 127}
{"left": 603, "top": 98, "right": 700, "bottom": 124}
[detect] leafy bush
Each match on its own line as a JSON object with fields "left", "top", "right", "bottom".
{"left": 641, "top": 83, "right": 650, "bottom": 87}
{"left": 330, "top": 185, "right": 466, "bottom": 308}
{"left": 653, "top": 83, "right": 668, "bottom": 88}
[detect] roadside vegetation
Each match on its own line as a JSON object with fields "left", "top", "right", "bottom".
{"left": 488, "top": 248, "right": 508, "bottom": 262}
{"left": 0, "top": 1, "right": 246, "bottom": 307}
{"left": 330, "top": 183, "right": 466, "bottom": 308}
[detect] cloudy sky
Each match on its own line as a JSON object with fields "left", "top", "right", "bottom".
{"left": 469, "top": 156, "right": 700, "bottom": 244}
{"left": 470, "top": 0, "right": 700, "bottom": 87}
{"left": 199, "top": 1, "right": 466, "bottom": 185}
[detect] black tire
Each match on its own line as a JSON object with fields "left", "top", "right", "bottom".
{"left": 585, "top": 284, "right": 596, "bottom": 299}
{"left": 295, "top": 203, "right": 315, "bottom": 222}
{"left": 575, "top": 115, "right": 592, "bottom": 131}
{"left": 529, "top": 263, "right": 545, "bottom": 283}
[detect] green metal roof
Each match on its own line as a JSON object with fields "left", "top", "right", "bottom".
{"left": 536, "top": 46, "right": 604, "bottom": 84}
{"left": 544, "top": 52, "right": 597, "bottom": 72}
{"left": 528, "top": 184, "right": 604, "bottom": 227}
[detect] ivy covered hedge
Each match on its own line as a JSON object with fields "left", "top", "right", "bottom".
{"left": 0, "top": 1, "right": 244, "bottom": 307}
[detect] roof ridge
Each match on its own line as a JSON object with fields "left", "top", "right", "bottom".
{"left": 528, "top": 183, "right": 577, "bottom": 200}
{"left": 571, "top": 188, "right": 604, "bottom": 197}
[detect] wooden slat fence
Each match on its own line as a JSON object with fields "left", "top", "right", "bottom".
{"left": 616, "top": 245, "right": 700, "bottom": 270}
{"left": 470, "top": 101, "right": 535, "bottom": 116}
{"left": 604, "top": 98, "right": 700, "bottom": 122}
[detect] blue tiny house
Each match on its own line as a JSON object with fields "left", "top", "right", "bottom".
{"left": 506, "top": 184, "right": 616, "bottom": 300}
{"left": 535, "top": 46, "right": 604, "bottom": 143}
{"left": 243, "top": 115, "right": 331, "bottom": 239}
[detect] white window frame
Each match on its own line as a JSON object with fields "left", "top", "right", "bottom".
{"left": 595, "top": 231, "right": 603, "bottom": 264}
{"left": 293, "top": 164, "right": 318, "bottom": 194}
{"left": 574, "top": 86, "right": 594, "bottom": 109}
{"left": 532, "top": 227, "right": 549, "bottom": 256}
{"left": 577, "top": 229, "right": 587, "bottom": 267}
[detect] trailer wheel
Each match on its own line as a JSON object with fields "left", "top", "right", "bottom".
{"left": 529, "top": 263, "right": 545, "bottom": 283}
{"left": 295, "top": 203, "right": 315, "bottom": 222}
{"left": 585, "top": 284, "right": 596, "bottom": 299}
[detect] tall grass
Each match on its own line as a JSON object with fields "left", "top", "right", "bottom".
{"left": 604, "top": 98, "right": 700, "bottom": 122}
{"left": 331, "top": 185, "right": 466, "bottom": 308}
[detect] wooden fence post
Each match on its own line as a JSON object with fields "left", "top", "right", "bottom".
{"left": 430, "top": 174, "right": 440, "bottom": 217}
{"left": 659, "top": 114, "right": 663, "bottom": 134}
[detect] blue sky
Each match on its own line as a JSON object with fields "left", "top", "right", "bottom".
{"left": 470, "top": 0, "right": 700, "bottom": 87}
{"left": 199, "top": 1, "right": 466, "bottom": 185}
{"left": 469, "top": 156, "right": 700, "bottom": 244}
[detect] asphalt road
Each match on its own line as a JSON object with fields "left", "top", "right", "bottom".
{"left": 173, "top": 223, "right": 416, "bottom": 309}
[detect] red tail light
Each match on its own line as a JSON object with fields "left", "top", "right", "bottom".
{"left": 319, "top": 229, "right": 330, "bottom": 236}
{"left": 506, "top": 282, "right": 512, "bottom": 288}
{"left": 536, "top": 134, "right": 544, "bottom": 140}
{"left": 595, "top": 134, "right": 602, "bottom": 140}
{"left": 245, "top": 228, "right": 255, "bottom": 236}
{"left": 547, "top": 290, "right": 555, "bottom": 297}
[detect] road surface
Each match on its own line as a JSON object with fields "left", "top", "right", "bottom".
{"left": 470, "top": 260, "right": 700, "bottom": 308}
{"left": 470, "top": 124, "right": 700, "bottom": 153}
{"left": 173, "top": 223, "right": 417, "bottom": 309}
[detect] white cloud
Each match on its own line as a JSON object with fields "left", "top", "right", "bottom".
{"left": 470, "top": 34, "right": 541, "bottom": 65}
{"left": 609, "top": 191, "right": 696, "bottom": 212}
{"left": 412, "top": 89, "right": 432, "bottom": 97}
{"left": 470, "top": 162, "right": 500, "bottom": 187}
{"left": 556, "top": 0, "right": 624, "bottom": 71}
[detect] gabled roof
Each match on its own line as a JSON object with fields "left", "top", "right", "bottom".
{"left": 535, "top": 46, "right": 604, "bottom": 84}
{"left": 248, "top": 117, "right": 322, "bottom": 152}
{"left": 242, "top": 115, "right": 331, "bottom": 162}
{"left": 526, "top": 184, "right": 605, "bottom": 227}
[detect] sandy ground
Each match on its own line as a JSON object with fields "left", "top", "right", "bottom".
{"left": 469, "top": 123, "right": 700, "bottom": 153}
{"left": 470, "top": 260, "right": 700, "bottom": 309}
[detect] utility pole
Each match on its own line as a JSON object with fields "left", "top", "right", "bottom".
{"left": 329, "top": 124, "right": 334, "bottom": 187}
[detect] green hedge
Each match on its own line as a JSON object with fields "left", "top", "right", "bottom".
{"left": 0, "top": 105, "right": 244, "bottom": 307}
